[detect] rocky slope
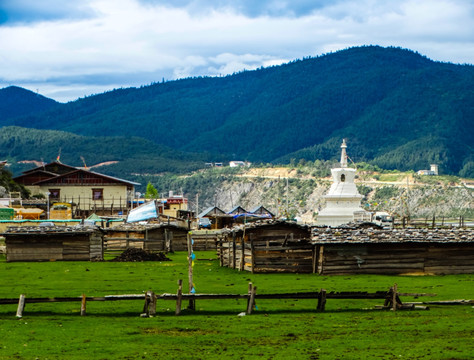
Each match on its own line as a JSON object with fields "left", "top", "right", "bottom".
{"left": 196, "top": 168, "right": 474, "bottom": 222}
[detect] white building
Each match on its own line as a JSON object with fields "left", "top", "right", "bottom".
{"left": 316, "top": 140, "right": 368, "bottom": 226}
{"left": 229, "top": 161, "right": 250, "bottom": 167}
{"left": 417, "top": 164, "right": 439, "bottom": 176}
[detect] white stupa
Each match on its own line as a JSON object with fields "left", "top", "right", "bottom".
{"left": 316, "top": 139, "right": 366, "bottom": 226}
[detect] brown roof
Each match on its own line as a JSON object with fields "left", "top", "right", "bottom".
{"left": 311, "top": 227, "right": 474, "bottom": 244}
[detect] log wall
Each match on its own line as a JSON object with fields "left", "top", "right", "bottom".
{"left": 318, "top": 243, "right": 474, "bottom": 275}
{"left": 103, "top": 225, "right": 189, "bottom": 252}
{"left": 313, "top": 227, "right": 474, "bottom": 275}
{"left": 4, "top": 227, "right": 103, "bottom": 262}
{"left": 218, "top": 222, "right": 314, "bottom": 273}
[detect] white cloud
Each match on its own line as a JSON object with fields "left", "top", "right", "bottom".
{"left": 0, "top": 0, "right": 472, "bottom": 102}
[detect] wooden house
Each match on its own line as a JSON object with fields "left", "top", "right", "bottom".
{"left": 312, "top": 227, "right": 474, "bottom": 275}
{"left": 103, "top": 223, "right": 189, "bottom": 252}
{"left": 198, "top": 206, "right": 233, "bottom": 229}
{"left": 249, "top": 205, "right": 275, "bottom": 219}
{"left": 14, "top": 161, "right": 140, "bottom": 217}
{"left": 218, "top": 221, "right": 314, "bottom": 273}
{"left": 4, "top": 225, "right": 103, "bottom": 262}
{"left": 227, "top": 206, "right": 247, "bottom": 216}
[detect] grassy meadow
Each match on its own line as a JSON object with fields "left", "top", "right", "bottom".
{"left": 0, "top": 251, "right": 473, "bottom": 359}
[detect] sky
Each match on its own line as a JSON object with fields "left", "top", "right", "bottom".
{"left": 1, "top": 0, "right": 473, "bottom": 103}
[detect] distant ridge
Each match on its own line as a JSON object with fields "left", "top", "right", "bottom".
{"left": 0, "top": 86, "right": 59, "bottom": 120}
{"left": 1, "top": 46, "right": 473, "bottom": 177}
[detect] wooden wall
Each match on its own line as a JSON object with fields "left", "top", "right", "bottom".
{"left": 5, "top": 229, "right": 103, "bottom": 262}
{"left": 103, "top": 226, "right": 189, "bottom": 252}
{"left": 317, "top": 243, "right": 474, "bottom": 275}
{"left": 218, "top": 223, "right": 314, "bottom": 273}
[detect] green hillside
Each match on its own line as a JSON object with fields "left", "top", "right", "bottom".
{"left": 0, "top": 86, "right": 59, "bottom": 119}
{"left": 0, "top": 126, "right": 205, "bottom": 178}
{"left": 1, "top": 46, "right": 473, "bottom": 176}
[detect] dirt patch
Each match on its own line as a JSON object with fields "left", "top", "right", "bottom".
{"left": 110, "top": 248, "right": 171, "bottom": 262}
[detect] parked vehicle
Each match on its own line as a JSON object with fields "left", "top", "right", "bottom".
{"left": 198, "top": 217, "right": 212, "bottom": 229}
{"left": 372, "top": 211, "right": 394, "bottom": 229}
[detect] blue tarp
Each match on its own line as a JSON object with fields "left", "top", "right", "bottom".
{"left": 232, "top": 213, "right": 272, "bottom": 219}
{"left": 127, "top": 200, "right": 159, "bottom": 223}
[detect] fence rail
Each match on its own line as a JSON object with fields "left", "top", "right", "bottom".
{"left": 395, "top": 216, "right": 474, "bottom": 228}
{"left": 0, "top": 282, "right": 452, "bottom": 318}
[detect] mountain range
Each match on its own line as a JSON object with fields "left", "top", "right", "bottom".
{"left": 0, "top": 45, "right": 473, "bottom": 179}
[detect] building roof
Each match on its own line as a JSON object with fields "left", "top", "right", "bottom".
{"left": 22, "top": 161, "right": 78, "bottom": 175}
{"left": 227, "top": 206, "right": 247, "bottom": 215}
{"left": 104, "top": 222, "right": 188, "bottom": 233}
{"left": 13, "top": 170, "right": 59, "bottom": 185}
{"left": 14, "top": 161, "right": 140, "bottom": 187}
{"left": 249, "top": 205, "right": 275, "bottom": 217}
{"left": 33, "top": 168, "right": 140, "bottom": 187}
{"left": 228, "top": 220, "right": 312, "bottom": 234}
{"left": 311, "top": 227, "right": 474, "bottom": 244}
{"left": 197, "top": 206, "right": 227, "bottom": 218}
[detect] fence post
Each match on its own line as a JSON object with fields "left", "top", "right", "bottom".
{"left": 149, "top": 291, "right": 156, "bottom": 317}
{"left": 232, "top": 233, "right": 236, "bottom": 269}
{"left": 16, "top": 294, "right": 26, "bottom": 318}
{"left": 176, "top": 279, "right": 183, "bottom": 315}
{"left": 240, "top": 234, "right": 245, "bottom": 271}
{"left": 392, "top": 283, "right": 398, "bottom": 311}
{"left": 317, "top": 289, "right": 327, "bottom": 312}
{"left": 246, "top": 283, "right": 256, "bottom": 315}
{"left": 187, "top": 232, "right": 195, "bottom": 311}
{"left": 80, "top": 293, "right": 87, "bottom": 316}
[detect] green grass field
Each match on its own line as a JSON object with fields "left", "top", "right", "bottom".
{"left": 0, "top": 252, "right": 473, "bottom": 359}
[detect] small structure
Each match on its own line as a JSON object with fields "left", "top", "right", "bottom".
{"left": 229, "top": 161, "right": 250, "bottom": 167}
{"left": 312, "top": 227, "right": 474, "bottom": 275}
{"left": 249, "top": 205, "right": 275, "bottom": 219}
{"left": 104, "top": 223, "right": 189, "bottom": 252}
{"left": 50, "top": 202, "right": 72, "bottom": 220}
{"left": 4, "top": 225, "right": 103, "bottom": 262}
{"left": 218, "top": 221, "right": 314, "bottom": 273}
{"left": 316, "top": 140, "right": 368, "bottom": 226}
{"left": 227, "top": 206, "right": 247, "bottom": 216}
{"left": 417, "top": 164, "right": 439, "bottom": 176}
{"left": 162, "top": 192, "right": 190, "bottom": 219}
{"left": 16, "top": 208, "right": 44, "bottom": 220}
{"left": 198, "top": 206, "right": 232, "bottom": 229}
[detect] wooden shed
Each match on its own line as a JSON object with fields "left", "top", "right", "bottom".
{"left": 103, "top": 223, "right": 189, "bottom": 252}
{"left": 198, "top": 206, "right": 233, "bottom": 229}
{"left": 312, "top": 227, "right": 474, "bottom": 275}
{"left": 218, "top": 221, "right": 314, "bottom": 273}
{"left": 4, "top": 225, "right": 103, "bottom": 262}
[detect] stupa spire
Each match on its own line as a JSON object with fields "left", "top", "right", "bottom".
{"left": 340, "top": 139, "right": 348, "bottom": 168}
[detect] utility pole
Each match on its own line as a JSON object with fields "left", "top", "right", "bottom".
{"left": 195, "top": 193, "right": 199, "bottom": 219}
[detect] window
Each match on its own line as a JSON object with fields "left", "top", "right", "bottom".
{"left": 92, "top": 188, "right": 104, "bottom": 201}
{"left": 340, "top": 174, "right": 346, "bottom": 182}
{"left": 49, "top": 189, "right": 60, "bottom": 200}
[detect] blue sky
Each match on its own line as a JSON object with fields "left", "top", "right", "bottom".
{"left": 1, "top": 0, "right": 473, "bottom": 102}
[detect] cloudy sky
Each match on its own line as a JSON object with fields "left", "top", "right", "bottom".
{"left": 1, "top": 0, "right": 473, "bottom": 102}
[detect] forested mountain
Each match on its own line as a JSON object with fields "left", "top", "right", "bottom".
{"left": 0, "top": 126, "right": 205, "bottom": 178}
{"left": 1, "top": 46, "right": 473, "bottom": 177}
{"left": 0, "top": 86, "right": 59, "bottom": 119}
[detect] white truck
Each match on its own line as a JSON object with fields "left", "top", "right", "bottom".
{"left": 353, "top": 210, "right": 394, "bottom": 229}
{"left": 371, "top": 211, "right": 394, "bottom": 229}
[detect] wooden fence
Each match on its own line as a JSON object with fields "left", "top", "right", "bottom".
{"left": 0, "top": 282, "right": 453, "bottom": 318}
{"left": 395, "top": 216, "right": 474, "bottom": 229}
